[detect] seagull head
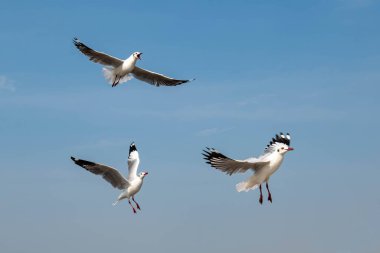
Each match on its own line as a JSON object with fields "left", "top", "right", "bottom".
{"left": 265, "top": 132, "right": 294, "bottom": 155}
{"left": 276, "top": 143, "right": 294, "bottom": 155}
{"left": 133, "top": 52, "right": 142, "bottom": 60}
{"left": 139, "top": 171, "right": 148, "bottom": 178}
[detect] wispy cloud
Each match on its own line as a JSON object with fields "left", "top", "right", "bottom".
{"left": 131, "top": 100, "right": 347, "bottom": 123}
{"left": 235, "top": 94, "right": 277, "bottom": 107}
{"left": 73, "top": 139, "right": 127, "bottom": 151}
{"left": 196, "top": 127, "right": 232, "bottom": 137}
{"left": 0, "top": 75, "right": 15, "bottom": 92}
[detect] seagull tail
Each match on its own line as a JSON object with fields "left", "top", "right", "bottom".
{"left": 102, "top": 68, "right": 132, "bottom": 86}
{"left": 102, "top": 68, "right": 115, "bottom": 85}
{"left": 236, "top": 180, "right": 259, "bottom": 192}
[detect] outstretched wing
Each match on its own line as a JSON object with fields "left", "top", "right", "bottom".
{"left": 202, "top": 148, "right": 269, "bottom": 176}
{"left": 127, "top": 142, "right": 140, "bottom": 181}
{"left": 131, "top": 66, "right": 192, "bottom": 87}
{"left": 73, "top": 38, "right": 123, "bottom": 67}
{"left": 71, "top": 157, "right": 129, "bottom": 190}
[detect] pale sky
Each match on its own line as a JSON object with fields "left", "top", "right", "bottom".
{"left": 0, "top": 1, "right": 379, "bottom": 252}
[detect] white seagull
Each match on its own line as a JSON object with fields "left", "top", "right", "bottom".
{"left": 203, "top": 133, "right": 294, "bottom": 204}
{"left": 73, "top": 37, "right": 193, "bottom": 87}
{"left": 71, "top": 142, "right": 148, "bottom": 213}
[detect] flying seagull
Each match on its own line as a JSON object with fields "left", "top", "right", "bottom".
{"left": 71, "top": 142, "right": 148, "bottom": 213}
{"left": 73, "top": 37, "right": 193, "bottom": 87}
{"left": 202, "top": 133, "right": 294, "bottom": 204}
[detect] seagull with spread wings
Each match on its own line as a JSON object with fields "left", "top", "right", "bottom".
{"left": 203, "top": 133, "right": 294, "bottom": 204}
{"left": 73, "top": 37, "right": 193, "bottom": 87}
{"left": 71, "top": 142, "right": 148, "bottom": 213}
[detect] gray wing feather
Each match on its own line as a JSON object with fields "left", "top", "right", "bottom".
{"left": 71, "top": 157, "right": 129, "bottom": 189}
{"left": 131, "top": 66, "right": 191, "bottom": 86}
{"left": 73, "top": 38, "right": 123, "bottom": 67}
{"left": 202, "top": 148, "right": 269, "bottom": 175}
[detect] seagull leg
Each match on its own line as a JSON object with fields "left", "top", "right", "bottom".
{"left": 259, "top": 184, "right": 263, "bottom": 204}
{"left": 115, "top": 75, "right": 122, "bottom": 86}
{"left": 132, "top": 196, "right": 141, "bottom": 210}
{"left": 266, "top": 182, "right": 272, "bottom": 203}
{"left": 112, "top": 75, "right": 119, "bottom": 87}
{"left": 128, "top": 199, "right": 137, "bottom": 214}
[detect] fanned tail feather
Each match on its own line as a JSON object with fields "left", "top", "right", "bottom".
{"left": 102, "top": 68, "right": 132, "bottom": 85}
{"left": 102, "top": 68, "right": 114, "bottom": 84}
{"left": 236, "top": 181, "right": 259, "bottom": 192}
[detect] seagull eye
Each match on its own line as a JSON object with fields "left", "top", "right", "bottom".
{"left": 281, "top": 147, "right": 284, "bottom": 150}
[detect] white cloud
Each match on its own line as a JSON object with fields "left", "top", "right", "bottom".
{"left": 196, "top": 127, "right": 232, "bottom": 137}
{"left": 0, "top": 75, "right": 15, "bottom": 92}
{"left": 235, "top": 94, "right": 277, "bottom": 107}
{"left": 132, "top": 100, "right": 347, "bottom": 123}
{"left": 73, "top": 139, "right": 127, "bottom": 151}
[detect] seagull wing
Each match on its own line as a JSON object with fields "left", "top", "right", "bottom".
{"left": 202, "top": 148, "right": 269, "bottom": 176}
{"left": 71, "top": 157, "right": 129, "bottom": 190}
{"left": 131, "top": 66, "right": 192, "bottom": 87}
{"left": 127, "top": 143, "right": 140, "bottom": 181}
{"left": 73, "top": 38, "right": 123, "bottom": 67}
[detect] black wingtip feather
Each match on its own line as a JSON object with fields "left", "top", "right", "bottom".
{"left": 70, "top": 156, "right": 97, "bottom": 167}
{"left": 267, "top": 132, "right": 291, "bottom": 147}
{"left": 129, "top": 142, "right": 137, "bottom": 154}
{"left": 73, "top": 37, "right": 80, "bottom": 46}
{"left": 202, "top": 147, "right": 228, "bottom": 162}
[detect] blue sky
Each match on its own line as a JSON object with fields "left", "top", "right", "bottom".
{"left": 0, "top": 0, "right": 379, "bottom": 252}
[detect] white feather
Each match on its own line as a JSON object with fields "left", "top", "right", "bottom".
{"left": 236, "top": 181, "right": 259, "bottom": 192}
{"left": 102, "top": 67, "right": 132, "bottom": 85}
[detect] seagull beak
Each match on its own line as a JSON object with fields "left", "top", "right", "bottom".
{"left": 137, "top": 53, "right": 142, "bottom": 60}
{"left": 287, "top": 147, "right": 294, "bottom": 151}
{"left": 144, "top": 172, "right": 148, "bottom": 175}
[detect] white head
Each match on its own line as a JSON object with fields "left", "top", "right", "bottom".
{"left": 139, "top": 171, "right": 148, "bottom": 179}
{"left": 273, "top": 142, "right": 294, "bottom": 155}
{"left": 132, "top": 52, "right": 142, "bottom": 60}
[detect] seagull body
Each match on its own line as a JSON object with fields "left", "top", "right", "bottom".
{"left": 203, "top": 133, "right": 294, "bottom": 204}
{"left": 73, "top": 37, "right": 193, "bottom": 87}
{"left": 71, "top": 142, "right": 148, "bottom": 213}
